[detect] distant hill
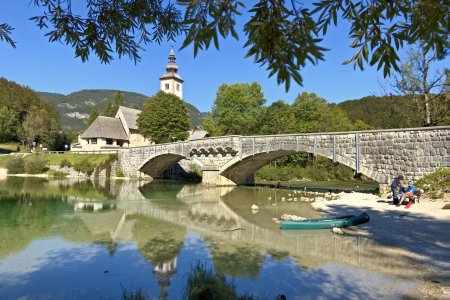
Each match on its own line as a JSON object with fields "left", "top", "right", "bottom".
{"left": 38, "top": 89, "right": 204, "bottom": 130}
{"left": 337, "top": 95, "right": 418, "bottom": 129}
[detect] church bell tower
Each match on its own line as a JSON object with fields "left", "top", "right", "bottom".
{"left": 160, "top": 49, "right": 183, "bottom": 99}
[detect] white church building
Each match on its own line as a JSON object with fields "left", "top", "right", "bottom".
{"left": 72, "top": 50, "right": 201, "bottom": 152}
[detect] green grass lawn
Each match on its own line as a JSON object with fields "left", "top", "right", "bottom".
{"left": 0, "top": 142, "right": 25, "bottom": 154}
{"left": 41, "top": 153, "right": 115, "bottom": 166}
{"left": 0, "top": 153, "right": 116, "bottom": 168}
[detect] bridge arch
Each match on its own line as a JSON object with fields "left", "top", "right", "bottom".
{"left": 219, "top": 148, "right": 379, "bottom": 185}
{"left": 139, "top": 153, "right": 186, "bottom": 178}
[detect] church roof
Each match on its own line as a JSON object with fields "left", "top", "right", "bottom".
{"left": 80, "top": 116, "right": 128, "bottom": 140}
{"left": 117, "top": 106, "right": 141, "bottom": 130}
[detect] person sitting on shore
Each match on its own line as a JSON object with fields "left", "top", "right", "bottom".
{"left": 391, "top": 175, "right": 404, "bottom": 205}
{"left": 398, "top": 180, "right": 416, "bottom": 206}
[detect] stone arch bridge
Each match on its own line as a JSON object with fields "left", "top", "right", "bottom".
{"left": 119, "top": 126, "right": 449, "bottom": 192}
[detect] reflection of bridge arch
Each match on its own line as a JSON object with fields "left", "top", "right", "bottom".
{"left": 110, "top": 190, "right": 425, "bottom": 279}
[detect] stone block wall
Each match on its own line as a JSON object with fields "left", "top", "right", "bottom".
{"left": 118, "top": 126, "right": 449, "bottom": 186}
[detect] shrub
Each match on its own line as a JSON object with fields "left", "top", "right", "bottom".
{"left": 431, "top": 191, "right": 444, "bottom": 199}
{"left": 73, "top": 158, "right": 95, "bottom": 176}
{"left": 416, "top": 168, "right": 450, "bottom": 191}
{"left": 25, "top": 155, "right": 48, "bottom": 174}
{"left": 60, "top": 158, "right": 72, "bottom": 168}
{"left": 6, "top": 157, "right": 25, "bottom": 174}
{"left": 442, "top": 204, "right": 450, "bottom": 209}
{"left": 115, "top": 169, "right": 125, "bottom": 177}
{"left": 183, "top": 262, "right": 254, "bottom": 300}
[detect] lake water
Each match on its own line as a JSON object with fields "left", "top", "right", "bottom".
{"left": 0, "top": 177, "right": 416, "bottom": 299}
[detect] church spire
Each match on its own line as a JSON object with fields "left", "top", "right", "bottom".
{"left": 166, "top": 49, "right": 178, "bottom": 73}
{"left": 160, "top": 49, "right": 184, "bottom": 99}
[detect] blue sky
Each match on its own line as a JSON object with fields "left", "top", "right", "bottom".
{"left": 0, "top": 1, "right": 443, "bottom": 112}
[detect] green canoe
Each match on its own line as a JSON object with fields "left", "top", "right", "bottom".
{"left": 280, "top": 212, "right": 370, "bottom": 230}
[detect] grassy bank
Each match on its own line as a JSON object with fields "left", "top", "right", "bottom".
{"left": 0, "top": 153, "right": 118, "bottom": 177}
{"left": 0, "top": 142, "right": 25, "bottom": 154}
{"left": 0, "top": 153, "right": 114, "bottom": 167}
{"left": 42, "top": 153, "right": 115, "bottom": 166}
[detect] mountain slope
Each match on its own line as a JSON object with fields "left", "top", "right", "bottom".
{"left": 38, "top": 89, "right": 204, "bottom": 130}
{"left": 337, "top": 95, "right": 418, "bottom": 129}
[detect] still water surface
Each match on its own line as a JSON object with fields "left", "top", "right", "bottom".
{"left": 0, "top": 177, "right": 414, "bottom": 299}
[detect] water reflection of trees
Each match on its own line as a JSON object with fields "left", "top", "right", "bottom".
{"left": 131, "top": 215, "right": 186, "bottom": 300}
{"left": 206, "top": 238, "right": 264, "bottom": 278}
{"left": 132, "top": 215, "right": 185, "bottom": 266}
{"left": 0, "top": 193, "right": 92, "bottom": 259}
{"left": 0, "top": 177, "right": 115, "bottom": 201}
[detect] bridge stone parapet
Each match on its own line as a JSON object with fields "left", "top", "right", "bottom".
{"left": 118, "top": 126, "right": 449, "bottom": 190}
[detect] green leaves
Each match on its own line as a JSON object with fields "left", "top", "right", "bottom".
{"left": 137, "top": 92, "right": 190, "bottom": 144}
{"left": 2, "top": 0, "right": 448, "bottom": 92}
{"left": 314, "top": 0, "right": 449, "bottom": 78}
{"left": 29, "top": 0, "right": 185, "bottom": 64}
{"left": 243, "top": 0, "right": 325, "bottom": 90}
{"left": 203, "top": 82, "right": 266, "bottom": 136}
{"left": 0, "top": 23, "right": 16, "bottom": 48}
{"left": 179, "top": 0, "right": 243, "bottom": 55}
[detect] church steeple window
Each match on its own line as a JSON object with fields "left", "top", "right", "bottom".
{"left": 160, "top": 49, "right": 183, "bottom": 99}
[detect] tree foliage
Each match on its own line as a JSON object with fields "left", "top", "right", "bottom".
{"left": 86, "top": 105, "right": 99, "bottom": 127}
{"left": 203, "top": 83, "right": 266, "bottom": 136}
{"left": 3, "top": 1, "right": 448, "bottom": 90}
{"left": 258, "top": 100, "right": 296, "bottom": 134}
{"left": 137, "top": 92, "right": 190, "bottom": 143}
{"left": 0, "top": 78, "right": 61, "bottom": 148}
{"left": 103, "top": 91, "right": 124, "bottom": 117}
{"left": 204, "top": 85, "right": 370, "bottom": 136}
{"left": 390, "top": 45, "right": 449, "bottom": 127}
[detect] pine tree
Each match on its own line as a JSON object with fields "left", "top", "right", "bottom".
{"left": 86, "top": 105, "right": 99, "bottom": 127}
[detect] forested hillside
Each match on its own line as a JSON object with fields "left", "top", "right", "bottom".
{"left": 38, "top": 89, "right": 204, "bottom": 129}
{"left": 337, "top": 95, "right": 449, "bottom": 129}
{"left": 0, "top": 78, "right": 64, "bottom": 149}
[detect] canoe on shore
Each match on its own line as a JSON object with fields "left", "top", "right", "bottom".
{"left": 280, "top": 212, "right": 370, "bottom": 230}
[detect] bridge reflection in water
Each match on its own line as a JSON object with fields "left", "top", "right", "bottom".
{"left": 0, "top": 177, "right": 426, "bottom": 299}
{"left": 68, "top": 179, "right": 424, "bottom": 281}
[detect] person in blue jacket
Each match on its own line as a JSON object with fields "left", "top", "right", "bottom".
{"left": 398, "top": 180, "right": 416, "bottom": 206}
{"left": 391, "top": 175, "right": 404, "bottom": 204}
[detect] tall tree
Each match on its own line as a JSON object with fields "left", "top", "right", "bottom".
{"left": 3, "top": 1, "right": 447, "bottom": 90}
{"left": 103, "top": 91, "right": 124, "bottom": 117}
{"left": 0, "top": 77, "right": 61, "bottom": 146}
{"left": 137, "top": 92, "right": 190, "bottom": 144}
{"left": 321, "top": 105, "right": 355, "bottom": 132}
{"left": 0, "top": 106, "right": 19, "bottom": 142}
{"left": 258, "top": 100, "right": 296, "bottom": 135}
{"left": 291, "top": 93, "right": 328, "bottom": 133}
{"left": 19, "top": 110, "right": 46, "bottom": 148}
{"left": 391, "top": 45, "right": 449, "bottom": 126}
{"left": 203, "top": 83, "right": 265, "bottom": 136}
{"left": 86, "top": 105, "right": 99, "bottom": 127}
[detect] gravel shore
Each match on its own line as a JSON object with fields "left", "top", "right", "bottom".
{"left": 312, "top": 191, "right": 450, "bottom": 299}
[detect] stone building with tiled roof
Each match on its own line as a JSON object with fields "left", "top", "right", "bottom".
{"left": 72, "top": 49, "right": 207, "bottom": 151}
{"left": 73, "top": 106, "right": 151, "bottom": 151}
